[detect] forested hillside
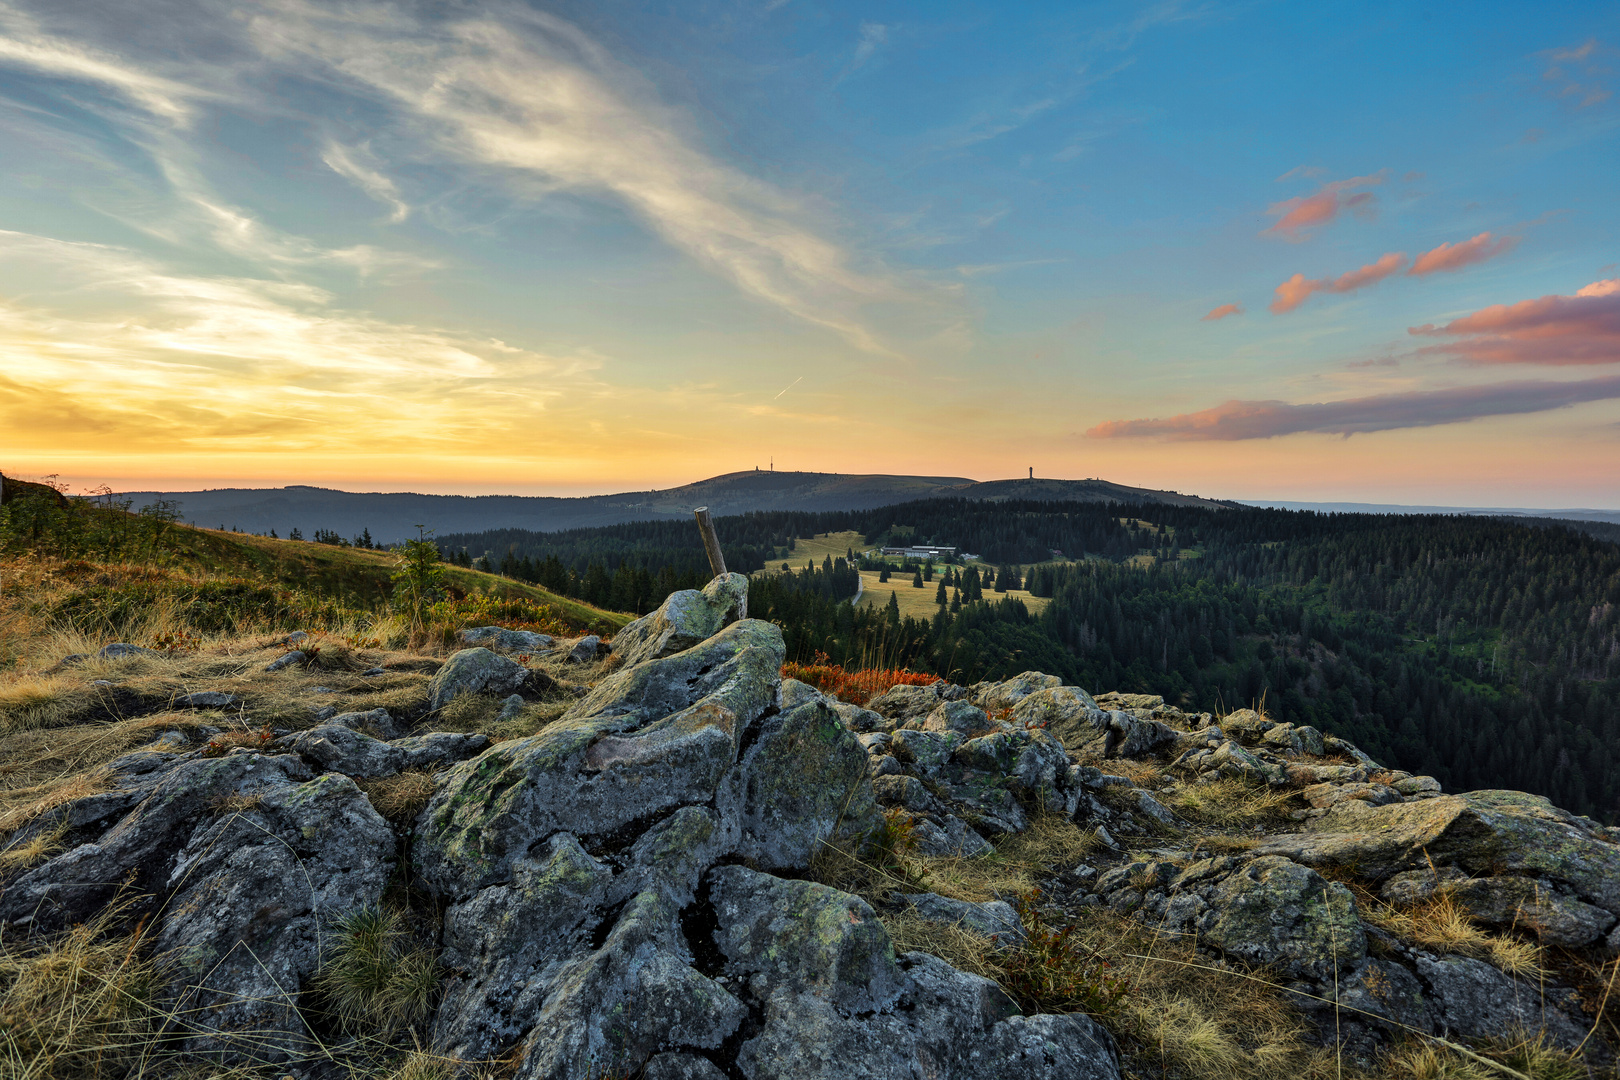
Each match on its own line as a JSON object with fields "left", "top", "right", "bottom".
{"left": 447, "top": 500, "right": 1620, "bottom": 821}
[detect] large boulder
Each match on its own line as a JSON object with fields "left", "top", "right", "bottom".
{"left": 735, "top": 699, "right": 881, "bottom": 870}
{"left": 976, "top": 671, "right": 1069, "bottom": 712}
{"left": 710, "top": 866, "right": 904, "bottom": 1015}
{"left": 1255, "top": 789, "right": 1620, "bottom": 935}
{"left": 456, "top": 626, "right": 555, "bottom": 653}
{"left": 426, "top": 648, "right": 531, "bottom": 712}
{"left": 279, "top": 724, "right": 489, "bottom": 779}
{"left": 866, "top": 681, "right": 960, "bottom": 722}
{"left": 150, "top": 773, "right": 394, "bottom": 1060}
{"left": 1202, "top": 856, "right": 1366, "bottom": 982}
{"left": 414, "top": 619, "right": 785, "bottom": 896}
{"left": 608, "top": 572, "right": 749, "bottom": 669}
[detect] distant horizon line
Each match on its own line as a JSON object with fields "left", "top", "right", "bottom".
{"left": 8, "top": 467, "right": 1616, "bottom": 517}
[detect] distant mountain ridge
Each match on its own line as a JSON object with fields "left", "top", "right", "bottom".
{"left": 111, "top": 471, "right": 1236, "bottom": 543}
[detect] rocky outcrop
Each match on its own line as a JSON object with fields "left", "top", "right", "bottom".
{"left": 5, "top": 589, "right": 1614, "bottom": 1075}
{"left": 409, "top": 600, "right": 1120, "bottom": 1079}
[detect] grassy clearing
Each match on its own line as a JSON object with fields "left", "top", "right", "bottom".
{"left": 854, "top": 569, "right": 1052, "bottom": 618}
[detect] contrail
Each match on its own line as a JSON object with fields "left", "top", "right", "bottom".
{"left": 774, "top": 376, "right": 804, "bottom": 399}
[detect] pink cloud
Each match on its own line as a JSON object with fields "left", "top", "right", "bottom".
{"left": 1540, "top": 38, "right": 1615, "bottom": 109}
{"left": 1269, "top": 252, "right": 1407, "bottom": 313}
{"left": 1409, "top": 278, "right": 1620, "bottom": 365}
{"left": 1262, "top": 171, "right": 1387, "bottom": 239}
{"left": 1270, "top": 273, "right": 1318, "bottom": 314}
{"left": 1408, "top": 232, "right": 1519, "bottom": 276}
{"left": 1201, "top": 303, "right": 1243, "bottom": 322}
{"left": 1085, "top": 375, "right": 1620, "bottom": 440}
{"left": 1330, "top": 251, "right": 1406, "bottom": 291}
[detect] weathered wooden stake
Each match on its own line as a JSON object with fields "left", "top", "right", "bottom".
{"left": 693, "top": 506, "right": 727, "bottom": 578}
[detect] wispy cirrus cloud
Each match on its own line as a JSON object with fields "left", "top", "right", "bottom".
{"left": 0, "top": 3, "right": 206, "bottom": 124}
{"left": 322, "top": 141, "right": 410, "bottom": 223}
{"left": 1269, "top": 252, "right": 1407, "bottom": 313}
{"left": 1201, "top": 303, "right": 1242, "bottom": 321}
{"left": 1410, "top": 279, "right": 1620, "bottom": 365}
{"left": 1086, "top": 376, "right": 1620, "bottom": 440}
{"left": 850, "top": 22, "right": 888, "bottom": 71}
{"left": 1262, "top": 171, "right": 1387, "bottom": 240}
{"left": 248, "top": 4, "right": 920, "bottom": 354}
{"left": 1408, "top": 231, "right": 1518, "bottom": 276}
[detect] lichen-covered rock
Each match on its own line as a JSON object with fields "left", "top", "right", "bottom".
{"left": 899, "top": 892, "right": 1025, "bottom": 943}
{"left": 1320, "top": 958, "right": 1431, "bottom": 1034}
{"left": 643, "top": 1054, "right": 730, "bottom": 1080}
{"left": 426, "top": 648, "right": 531, "bottom": 711}
{"left": 414, "top": 619, "right": 783, "bottom": 896}
{"left": 1010, "top": 687, "right": 1102, "bottom": 740}
{"left": 608, "top": 572, "right": 749, "bottom": 669}
{"left": 889, "top": 728, "right": 959, "bottom": 777}
{"left": 910, "top": 814, "right": 994, "bottom": 858}
{"left": 514, "top": 890, "right": 747, "bottom": 1080}
{"left": 1447, "top": 876, "right": 1616, "bottom": 947}
{"left": 1256, "top": 789, "right": 1620, "bottom": 918}
{"left": 866, "top": 681, "right": 960, "bottom": 721}
{"left": 265, "top": 650, "right": 306, "bottom": 672}
{"left": 434, "top": 834, "right": 614, "bottom": 1062}
{"left": 566, "top": 634, "right": 603, "bottom": 663}
{"left": 150, "top": 772, "right": 394, "bottom": 1061}
{"left": 923, "top": 699, "right": 993, "bottom": 735}
{"left": 457, "top": 626, "right": 555, "bottom": 653}
{"left": 4, "top": 754, "right": 393, "bottom": 1062}
{"left": 98, "top": 642, "right": 156, "bottom": 660}
{"left": 1, "top": 753, "right": 316, "bottom": 932}
{"left": 737, "top": 699, "right": 880, "bottom": 870}
{"left": 710, "top": 866, "right": 905, "bottom": 1015}
{"left": 1415, "top": 955, "right": 1589, "bottom": 1049}
{"left": 280, "top": 725, "right": 489, "bottom": 778}
{"left": 1203, "top": 856, "right": 1366, "bottom": 981}
{"left": 731, "top": 951, "right": 1120, "bottom": 1080}
{"left": 976, "top": 671, "right": 1067, "bottom": 712}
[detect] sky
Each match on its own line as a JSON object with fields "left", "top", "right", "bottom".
{"left": 0, "top": 0, "right": 1617, "bottom": 506}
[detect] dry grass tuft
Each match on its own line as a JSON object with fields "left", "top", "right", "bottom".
{"left": 0, "top": 820, "right": 69, "bottom": 873}
{"left": 379, "top": 1048, "right": 460, "bottom": 1080}
{"left": 0, "top": 769, "right": 116, "bottom": 842}
{"left": 1383, "top": 1033, "right": 1587, "bottom": 1080}
{"left": 360, "top": 771, "right": 438, "bottom": 826}
{"left": 0, "top": 899, "right": 159, "bottom": 1080}
{"left": 0, "top": 678, "right": 98, "bottom": 737}
{"left": 1168, "top": 776, "right": 1297, "bottom": 830}
{"left": 208, "top": 793, "right": 263, "bottom": 816}
{"left": 882, "top": 912, "right": 1007, "bottom": 982}
{"left": 1357, "top": 892, "right": 1546, "bottom": 980}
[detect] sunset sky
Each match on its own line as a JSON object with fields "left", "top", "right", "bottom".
{"left": 1, "top": 0, "right": 1617, "bottom": 506}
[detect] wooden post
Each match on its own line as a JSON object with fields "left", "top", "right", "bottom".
{"left": 693, "top": 506, "right": 727, "bottom": 578}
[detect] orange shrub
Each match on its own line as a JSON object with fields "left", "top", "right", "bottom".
{"left": 780, "top": 651, "right": 940, "bottom": 707}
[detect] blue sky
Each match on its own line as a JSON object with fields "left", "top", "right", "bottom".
{"left": 1, "top": 0, "right": 1616, "bottom": 504}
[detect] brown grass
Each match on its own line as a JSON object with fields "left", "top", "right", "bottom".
{"left": 1382, "top": 1033, "right": 1588, "bottom": 1080}
{"left": 0, "top": 899, "right": 159, "bottom": 1080}
{"left": 1355, "top": 891, "right": 1546, "bottom": 980}
{"left": 359, "top": 771, "right": 438, "bottom": 826}
{"left": 1167, "top": 777, "right": 1298, "bottom": 830}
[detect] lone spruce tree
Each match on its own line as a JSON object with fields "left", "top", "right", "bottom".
{"left": 392, "top": 525, "right": 446, "bottom": 639}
